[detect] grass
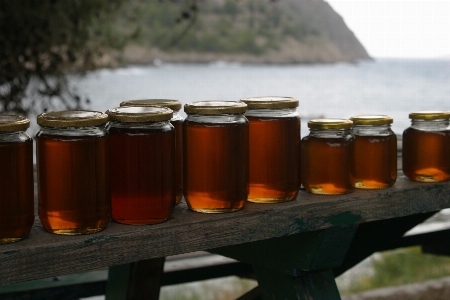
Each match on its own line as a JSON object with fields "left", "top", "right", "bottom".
{"left": 160, "top": 276, "right": 257, "bottom": 300}
{"left": 338, "top": 246, "right": 450, "bottom": 295}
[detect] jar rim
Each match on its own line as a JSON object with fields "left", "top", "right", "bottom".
{"left": 0, "top": 114, "right": 30, "bottom": 132}
{"left": 37, "top": 110, "right": 108, "bottom": 128}
{"left": 107, "top": 106, "right": 173, "bottom": 123}
{"left": 120, "top": 99, "right": 182, "bottom": 111}
{"left": 240, "top": 96, "right": 298, "bottom": 109}
{"left": 409, "top": 111, "right": 450, "bottom": 120}
{"left": 308, "top": 118, "right": 353, "bottom": 129}
{"left": 350, "top": 115, "right": 393, "bottom": 125}
{"left": 184, "top": 101, "right": 247, "bottom": 115}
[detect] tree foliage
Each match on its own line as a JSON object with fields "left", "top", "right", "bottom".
{"left": 0, "top": 0, "right": 127, "bottom": 115}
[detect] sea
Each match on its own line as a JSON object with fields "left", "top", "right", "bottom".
{"left": 69, "top": 57, "right": 450, "bottom": 137}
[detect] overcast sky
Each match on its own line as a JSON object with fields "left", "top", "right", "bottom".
{"left": 326, "top": 0, "right": 450, "bottom": 58}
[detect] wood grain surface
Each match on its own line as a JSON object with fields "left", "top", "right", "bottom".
{"left": 1, "top": 172, "right": 449, "bottom": 285}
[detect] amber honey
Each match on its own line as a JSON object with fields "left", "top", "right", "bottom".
{"left": 402, "top": 111, "right": 450, "bottom": 182}
{"left": 37, "top": 135, "right": 111, "bottom": 234}
{"left": 350, "top": 115, "right": 397, "bottom": 189}
{"left": 183, "top": 101, "right": 248, "bottom": 213}
{"left": 241, "top": 96, "right": 301, "bottom": 203}
{"left": 36, "top": 110, "right": 111, "bottom": 235}
{"left": 120, "top": 99, "right": 183, "bottom": 204}
{"left": 301, "top": 119, "right": 354, "bottom": 195}
{"left": 246, "top": 117, "right": 300, "bottom": 201}
{"left": 108, "top": 106, "right": 175, "bottom": 224}
{"left": 351, "top": 135, "right": 397, "bottom": 188}
{"left": 0, "top": 115, "right": 34, "bottom": 244}
{"left": 403, "top": 127, "right": 450, "bottom": 182}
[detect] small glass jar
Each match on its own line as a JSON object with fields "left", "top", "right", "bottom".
{"left": 301, "top": 119, "right": 354, "bottom": 195}
{"left": 403, "top": 111, "right": 450, "bottom": 182}
{"left": 183, "top": 101, "right": 248, "bottom": 213}
{"left": 107, "top": 106, "right": 175, "bottom": 225}
{"left": 0, "top": 115, "right": 34, "bottom": 244}
{"left": 350, "top": 115, "right": 397, "bottom": 189}
{"left": 240, "top": 96, "right": 300, "bottom": 203}
{"left": 36, "top": 110, "right": 110, "bottom": 235}
{"left": 120, "top": 99, "right": 184, "bottom": 205}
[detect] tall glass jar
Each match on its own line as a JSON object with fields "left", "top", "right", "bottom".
{"left": 183, "top": 101, "right": 248, "bottom": 213}
{"left": 302, "top": 119, "right": 354, "bottom": 195}
{"left": 350, "top": 115, "right": 397, "bottom": 189}
{"left": 0, "top": 115, "right": 34, "bottom": 244}
{"left": 36, "top": 110, "right": 110, "bottom": 235}
{"left": 120, "top": 99, "right": 184, "bottom": 204}
{"left": 403, "top": 111, "right": 450, "bottom": 182}
{"left": 107, "top": 106, "right": 175, "bottom": 225}
{"left": 240, "top": 96, "right": 300, "bottom": 203}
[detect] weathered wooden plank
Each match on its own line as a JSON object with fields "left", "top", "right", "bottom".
{"left": 1, "top": 173, "right": 449, "bottom": 285}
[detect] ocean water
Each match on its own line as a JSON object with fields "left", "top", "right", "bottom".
{"left": 72, "top": 58, "right": 450, "bottom": 137}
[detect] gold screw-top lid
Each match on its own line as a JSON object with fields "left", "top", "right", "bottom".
{"left": 37, "top": 110, "right": 109, "bottom": 128}
{"left": 240, "top": 96, "right": 299, "bottom": 109}
{"left": 107, "top": 106, "right": 173, "bottom": 123}
{"left": 350, "top": 115, "right": 393, "bottom": 125}
{"left": 409, "top": 111, "right": 450, "bottom": 120}
{"left": 184, "top": 101, "right": 247, "bottom": 115}
{"left": 308, "top": 118, "right": 353, "bottom": 129}
{"left": 120, "top": 99, "right": 182, "bottom": 111}
{"left": 0, "top": 115, "right": 30, "bottom": 132}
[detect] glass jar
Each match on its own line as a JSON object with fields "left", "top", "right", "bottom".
{"left": 183, "top": 101, "right": 248, "bottom": 213}
{"left": 0, "top": 115, "right": 34, "bottom": 244}
{"left": 403, "top": 111, "right": 450, "bottom": 182}
{"left": 301, "top": 119, "right": 354, "bottom": 195}
{"left": 107, "top": 106, "right": 175, "bottom": 225}
{"left": 120, "top": 99, "right": 184, "bottom": 204}
{"left": 36, "top": 110, "right": 110, "bottom": 235}
{"left": 240, "top": 96, "right": 300, "bottom": 203}
{"left": 350, "top": 115, "right": 397, "bottom": 189}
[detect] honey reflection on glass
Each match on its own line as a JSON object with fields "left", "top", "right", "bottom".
{"left": 109, "top": 126, "right": 175, "bottom": 225}
{"left": 403, "top": 128, "right": 450, "bottom": 182}
{"left": 183, "top": 121, "right": 248, "bottom": 213}
{"left": 247, "top": 116, "right": 300, "bottom": 203}
{"left": 301, "top": 136, "right": 354, "bottom": 195}
{"left": 351, "top": 135, "right": 397, "bottom": 189}
{"left": 37, "top": 135, "right": 111, "bottom": 234}
{"left": 0, "top": 140, "right": 34, "bottom": 244}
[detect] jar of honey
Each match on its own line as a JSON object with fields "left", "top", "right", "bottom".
{"left": 107, "top": 106, "right": 175, "bottom": 224}
{"left": 120, "top": 99, "right": 183, "bottom": 204}
{"left": 301, "top": 119, "right": 354, "bottom": 195}
{"left": 0, "top": 115, "right": 34, "bottom": 244}
{"left": 350, "top": 115, "right": 397, "bottom": 189}
{"left": 36, "top": 110, "right": 110, "bottom": 235}
{"left": 240, "top": 96, "right": 300, "bottom": 203}
{"left": 403, "top": 111, "right": 450, "bottom": 182}
{"left": 183, "top": 101, "right": 248, "bottom": 213}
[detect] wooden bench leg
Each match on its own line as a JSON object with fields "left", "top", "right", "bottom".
{"left": 105, "top": 257, "right": 165, "bottom": 300}
{"left": 253, "top": 267, "right": 340, "bottom": 300}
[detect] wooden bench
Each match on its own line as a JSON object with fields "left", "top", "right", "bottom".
{"left": 1, "top": 171, "right": 449, "bottom": 299}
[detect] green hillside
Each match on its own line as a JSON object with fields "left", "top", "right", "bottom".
{"left": 118, "top": 0, "right": 370, "bottom": 64}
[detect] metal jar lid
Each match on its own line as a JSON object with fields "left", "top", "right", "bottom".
{"left": 308, "top": 118, "right": 353, "bottom": 130}
{"left": 184, "top": 101, "right": 247, "bottom": 115}
{"left": 350, "top": 115, "right": 393, "bottom": 125}
{"left": 240, "top": 96, "right": 299, "bottom": 109}
{"left": 120, "top": 99, "right": 182, "bottom": 111}
{"left": 409, "top": 111, "right": 450, "bottom": 120}
{"left": 37, "top": 110, "right": 109, "bottom": 128}
{"left": 0, "top": 115, "right": 30, "bottom": 132}
{"left": 107, "top": 106, "right": 173, "bottom": 123}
